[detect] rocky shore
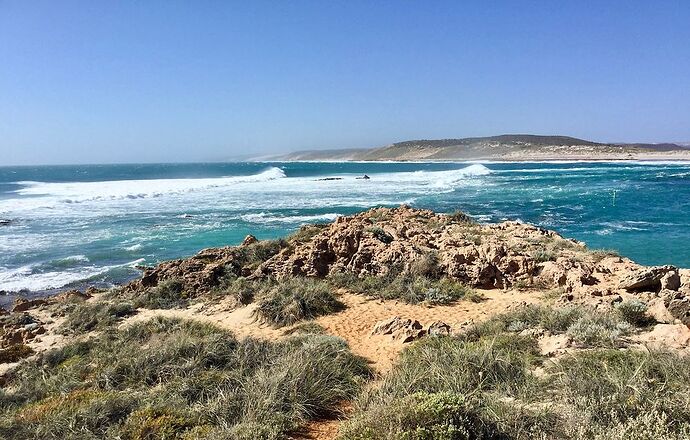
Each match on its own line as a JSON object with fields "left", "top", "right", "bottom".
{"left": 3, "top": 206, "right": 690, "bottom": 439}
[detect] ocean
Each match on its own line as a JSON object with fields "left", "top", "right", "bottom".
{"left": 1, "top": 161, "right": 689, "bottom": 297}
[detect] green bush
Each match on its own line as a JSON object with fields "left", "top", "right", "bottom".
{"left": 615, "top": 299, "right": 652, "bottom": 326}
{"left": 340, "top": 392, "right": 501, "bottom": 440}
{"left": 254, "top": 278, "right": 344, "bottom": 327}
{"left": 566, "top": 314, "right": 632, "bottom": 347}
{"left": 367, "top": 226, "right": 394, "bottom": 244}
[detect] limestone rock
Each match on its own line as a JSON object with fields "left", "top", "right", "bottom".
{"left": 371, "top": 316, "right": 426, "bottom": 343}
{"left": 618, "top": 265, "right": 679, "bottom": 292}
{"left": 427, "top": 321, "right": 452, "bottom": 336}
{"left": 667, "top": 296, "right": 690, "bottom": 326}
{"left": 241, "top": 235, "right": 258, "bottom": 246}
{"left": 636, "top": 324, "right": 690, "bottom": 350}
{"left": 11, "top": 298, "right": 47, "bottom": 313}
{"left": 647, "top": 297, "right": 674, "bottom": 324}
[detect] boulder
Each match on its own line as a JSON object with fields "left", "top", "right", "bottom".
{"left": 11, "top": 298, "right": 47, "bottom": 313}
{"left": 647, "top": 297, "right": 675, "bottom": 324}
{"left": 636, "top": 324, "right": 690, "bottom": 350}
{"left": 427, "top": 321, "right": 452, "bottom": 336}
{"left": 371, "top": 317, "right": 426, "bottom": 343}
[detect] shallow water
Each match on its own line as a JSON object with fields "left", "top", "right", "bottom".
{"left": 1, "top": 161, "right": 689, "bottom": 293}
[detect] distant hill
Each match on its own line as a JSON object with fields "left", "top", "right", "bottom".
{"left": 272, "top": 134, "right": 690, "bottom": 161}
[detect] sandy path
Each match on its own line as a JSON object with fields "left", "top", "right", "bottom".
{"left": 315, "top": 289, "right": 541, "bottom": 373}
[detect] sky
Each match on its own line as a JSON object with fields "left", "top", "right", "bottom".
{"left": 1, "top": 1, "right": 689, "bottom": 165}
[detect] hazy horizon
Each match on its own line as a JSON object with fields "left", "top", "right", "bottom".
{"left": 2, "top": 1, "right": 689, "bottom": 166}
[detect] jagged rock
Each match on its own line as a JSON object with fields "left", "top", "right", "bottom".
{"left": 618, "top": 265, "right": 679, "bottom": 292}
{"left": 1, "top": 313, "right": 45, "bottom": 350}
{"left": 661, "top": 271, "right": 682, "bottom": 291}
{"left": 255, "top": 206, "right": 599, "bottom": 290}
{"left": 371, "top": 317, "right": 420, "bottom": 335}
{"left": 667, "top": 296, "right": 690, "bottom": 326}
{"left": 241, "top": 235, "right": 258, "bottom": 246}
{"left": 54, "top": 289, "right": 91, "bottom": 302}
{"left": 11, "top": 298, "right": 47, "bottom": 313}
{"left": 427, "top": 321, "right": 451, "bottom": 336}
{"left": 371, "top": 317, "right": 426, "bottom": 343}
{"left": 121, "top": 206, "right": 683, "bottom": 304}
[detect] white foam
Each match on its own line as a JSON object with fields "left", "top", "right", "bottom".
{"left": 13, "top": 167, "right": 286, "bottom": 204}
{"left": 240, "top": 212, "right": 341, "bottom": 224}
{"left": 0, "top": 264, "right": 112, "bottom": 292}
{"left": 124, "top": 243, "right": 143, "bottom": 252}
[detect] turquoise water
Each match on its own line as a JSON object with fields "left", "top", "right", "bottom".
{"left": 1, "top": 161, "right": 689, "bottom": 294}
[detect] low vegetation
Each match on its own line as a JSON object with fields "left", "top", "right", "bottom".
{"left": 0, "top": 317, "right": 371, "bottom": 439}
{"left": 254, "top": 277, "right": 344, "bottom": 327}
{"left": 60, "top": 301, "right": 135, "bottom": 334}
{"left": 328, "top": 271, "right": 481, "bottom": 305}
{"left": 341, "top": 305, "right": 690, "bottom": 439}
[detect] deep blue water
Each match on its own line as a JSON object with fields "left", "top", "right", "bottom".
{"left": 1, "top": 161, "right": 689, "bottom": 294}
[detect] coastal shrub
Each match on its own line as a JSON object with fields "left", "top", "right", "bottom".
{"left": 408, "top": 251, "right": 442, "bottom": 278}
{"left": 566, "top": 314, "right": 632, "bottom": 348}
{"left": 0, "top": 344, "right": 34, "bottom": 363}
{"left": 367, "top": 226, "right": 394, "bottom": 244}
{"left": 461, "top": 304, "right": 583, "bottom": 341}
{"left": 551, "top": 349, "right": 690, "bottom": 431}
{"left": 211, "top": 275, "right": 259, "bottom": 306}
{"left": 615, "top": 299, "right": 652, "bottom": 326}
{"left": 365, "top": 333, "right": 540, "bottom": 401}
{"left": 254, "top": 277, "right": 344, "bottom": 327}
{"left": 588, "top": 248, "right": 620, "bottom": 262}
{"left": 287, "top": 223, "right": 328, "bottom": 244}
{"left": 328, "top": 272, "right": 476, "bottom": 305}
{"left": 61, "top": 300, "right": 136, "bottom": 333}
{"left": 135, "top": 278, "right": 189, "bottom": 309}
{"left": 448, "top": 210, "right": 475, "bottom": 224}
{"left": 234, "top": 239, "right": 289, "bottom": 269}
{"left": 340, "top": 392, "right": 501, "bottom": 440}
{"left": 530, "top": 249, "right": 557, "bottom": 263}
{"left": 0, "top": 317, "right": 371, "bottom": 439}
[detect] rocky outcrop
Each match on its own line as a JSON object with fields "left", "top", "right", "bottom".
{"left": 618, "top": 266, "right": 680, "bottom": 292}
{"left": 255, "top": 206, "right": 596, "bottom": 291}
{"left": 120, "top": 206, "right": 685, "bottom": 305}
{"left": 129, "top": 246, "right": 250, "bottom": 294}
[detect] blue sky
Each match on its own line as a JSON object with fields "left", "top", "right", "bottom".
{"left": 1, "top": 1, "right": 689, "bottom": 165}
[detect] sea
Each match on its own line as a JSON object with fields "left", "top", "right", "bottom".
{"left": 1, "top": 161, "right": 689, "bottom": 298}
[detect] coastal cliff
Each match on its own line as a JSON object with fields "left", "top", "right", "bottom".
{"left": 2, "top": 206, "right": 690, "bottom": 439}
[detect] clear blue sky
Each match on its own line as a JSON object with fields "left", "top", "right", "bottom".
{"left": 1, "top": 1, "right": 689, "bottom": 165}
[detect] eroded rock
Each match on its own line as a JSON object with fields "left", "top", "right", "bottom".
{"left": 618, "top": 266, "right": 679, "bottom": 292}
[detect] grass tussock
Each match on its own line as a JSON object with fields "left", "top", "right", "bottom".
{"left": 0, "top": 317, "right": 371, "bottom": 440}
{"left": 60, "top": 301, "right": 135, "bottom": 334}
{"left": 254, "top": 277, "right": 344, "bottom": 327}
{"left": 341, "top": 304, "right": 690, "bottom": 439}
{"left": 328, "top": 271, "right": 479, "bottom": 305}
{"left": 134, "top": 278, "right": 190, "bottom": 309}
